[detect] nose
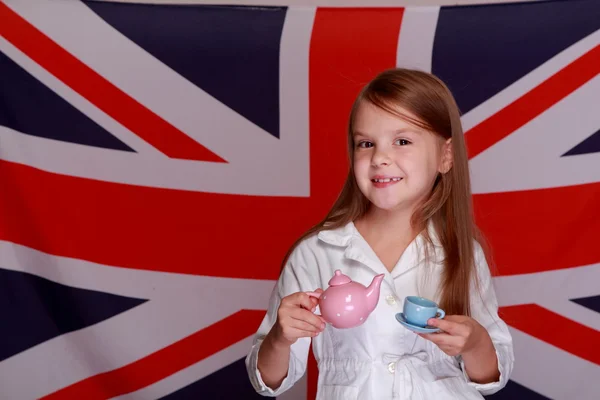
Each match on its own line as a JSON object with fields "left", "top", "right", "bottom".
{"left": 371, "top": 147, "right": 391, "bottom": 167}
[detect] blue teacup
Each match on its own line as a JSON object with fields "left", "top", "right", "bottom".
{"left": 403, "top": 296, "right": 445, "bottom": 327}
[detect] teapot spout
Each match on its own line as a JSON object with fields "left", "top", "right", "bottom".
{"left": 365, "top": 274, "right": 385, "bottom": 312}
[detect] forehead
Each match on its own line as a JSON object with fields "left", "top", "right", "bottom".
{"left": 352, "top": 101, "right": 426, "bottom": 136}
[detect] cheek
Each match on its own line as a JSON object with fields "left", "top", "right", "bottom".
{"left": 403, "top": 154, "right": 438, "bottom": 181}
{"left": 353, "top": 154, "right": 369, "bottom": 176}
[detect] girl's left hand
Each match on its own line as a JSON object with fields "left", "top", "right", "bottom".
{"left": 418, "top": 315, "right": 491, "bottom": 357}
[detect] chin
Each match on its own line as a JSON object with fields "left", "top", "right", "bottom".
{"left": 366, "top": 190, "right": 425, "bottom": 213}
{"left": 366, "top": 196, "right": 406, "bottom": 212}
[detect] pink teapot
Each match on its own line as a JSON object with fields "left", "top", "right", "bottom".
{"left": 306, "top": 270, "right": 385, "bottom": 329}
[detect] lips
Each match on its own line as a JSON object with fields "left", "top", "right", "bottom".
{"left": 371, "top": 177, "right": 402, "bottom": 183}
{"left": 370, "top": 176, "right": 403, "bottom": 188}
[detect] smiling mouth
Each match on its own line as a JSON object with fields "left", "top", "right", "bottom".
{"left": 371, "top": 177, "right": 402, "bottom": 183}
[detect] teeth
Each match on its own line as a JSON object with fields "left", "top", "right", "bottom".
{"left": 373, "top": 178, "right": 401, "bottom": 183}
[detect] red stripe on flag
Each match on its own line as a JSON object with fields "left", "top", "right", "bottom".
{"left": 465, "top": 44, "right": 600, "bottom": 159}
{"left": 500, "top": 304, "right": 600, "bottom": 366}
{"left": 0, "top": 2, "right": 224, "bottom": 162}
{"left": 0, "top": 160, "right": 317, "bottom": 280}
{"left": 309, "top": 7, "right": 404, "bottom": 211}
{"left": 474, "top": 182, "right": 600, "bottom": 276}
{"left": 309, "top": 7, "right": 404, "bottom": 400}
{"left": 40, "top": 310, "right": 265, "bottom": 399}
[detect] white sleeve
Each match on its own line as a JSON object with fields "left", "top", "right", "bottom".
{"left": 245, "top": 240, "right": 320, "bottom": 397}
{"left": 459, "top": 242, "right": 515, "bottom": 396}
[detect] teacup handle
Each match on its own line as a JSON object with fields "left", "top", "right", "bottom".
{"left": 436, "top": 308, "right": 445, "bottom": 319}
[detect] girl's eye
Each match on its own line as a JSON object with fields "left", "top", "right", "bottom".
{"left": 394, "top": 139, "right": 411, "bottom": 146}
{"left": 357, "top": 141, "right": 374, "bottom": 148}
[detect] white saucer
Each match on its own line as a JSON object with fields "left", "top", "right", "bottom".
{"left": 395, "top": 312, "right": 441, "bottom": 333}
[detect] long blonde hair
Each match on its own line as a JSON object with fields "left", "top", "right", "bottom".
{"left": 282, "top": 68, "right": 485, "bottom": 316}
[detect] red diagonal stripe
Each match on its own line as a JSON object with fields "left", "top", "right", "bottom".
{"left": 0, "top": 2, "right": 224, "bottom": 162}
{"left": 474, "top": 182, "right": 600, "bottom": 276}
{"left": 500, "top": 304, "right": 600, "bottom": 366}
{"left": 40, "top": 310, "right": 265, "bottom": 399}
{"left": 465, "top": 44, "right": 600, "bottom": 159}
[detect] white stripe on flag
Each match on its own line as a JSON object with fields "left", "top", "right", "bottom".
{"left": 509, "top": 328, "right": 600, "bottom": 399}
{"left": 396, "top": 6, "right": 440, "bottom": 73}
{"left": 469, "top": 73, "right": 600, "bottom": 194}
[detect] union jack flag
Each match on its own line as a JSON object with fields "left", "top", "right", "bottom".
{"left": 0, "top": 0, "right": 598, "bottom": 399}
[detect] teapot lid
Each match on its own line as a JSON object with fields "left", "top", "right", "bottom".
{"left": 328, "top": 270, "right": 352, "bottom": 286}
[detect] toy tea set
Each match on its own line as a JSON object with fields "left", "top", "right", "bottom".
{"left": 306, "top": 270, "right": 445, "bottom": 333}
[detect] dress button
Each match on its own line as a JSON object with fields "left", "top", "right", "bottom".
{"left": 385, "top": 295, "right": 397, "bottom": 305}
{"left": 387, "top": 362, "right": 395, "bottom": 374}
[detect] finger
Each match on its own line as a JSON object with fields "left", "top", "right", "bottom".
{"left": 419, "top": 332, "right": 453, "bottom": 346}
{"left": 289, "top": 318, "right": 323, "bottom": 334}
{"left": 439, "top": 345, "right": 458, "bottom": 355}
{"left": 426, "top": 318, "right": 466, "bottom": 336}
{"left": 433, "top": 346, "right": 458, "bottom": 357}
{"left": 290, "top": 308, "right": 326, "bottom": 331}
{"left": 442, "top": 315, "right": 469, "bottom": 323}
{"left": 286, "top": 292, "right": 317, "bottom": 311}
{"left": 309, "top": 312, "right": 327, "bottom": 325}
{"left": 291, "top": 310, "right": 324, "bottom": 329}
{"left": 307, "top": 291, "right": 322, "bottom": 310}
{"left": 291, "top": 329, "right": 320, "bottom": 339}
{"left": 310, "top": 296, "right": 320, "bottom": 311}
{"left": 422, "top": 333, "right": 466, "bottom": 352}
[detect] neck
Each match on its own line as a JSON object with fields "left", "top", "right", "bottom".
{"left": 356, "top": 205, "right": 424, "bottom": 243}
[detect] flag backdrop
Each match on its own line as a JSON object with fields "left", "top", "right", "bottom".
{"left": 0, "top": 0, "right": 599, "bottom": 398}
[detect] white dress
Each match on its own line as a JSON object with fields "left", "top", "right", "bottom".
{"left": 246, "top": 222, "right": 514, "bottom": 399}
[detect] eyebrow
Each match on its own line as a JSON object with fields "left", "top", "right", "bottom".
{"left": 353, "top": 128, "right": 419, "bottom": 138}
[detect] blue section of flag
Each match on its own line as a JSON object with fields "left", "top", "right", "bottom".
{"left": 433, "top": 0, "right": 600, "bottom": 114}
{"left": 0, "top": 52, "right": 134, "bottom": 152}
{"left": 571, "top": 294, "right": 600, "bottom": 313}
{"left": 85, "top": 1, "right": 286, "bottom": 139}
{"left": 159, "top": 357, "right": 263, "bottom": 399}
{"left": 563, "top": 129, "right": 600, "bottom": 156}
{"left": 0, "top": 269, "right": 147, "bottom": 362}
{"left": 485, "top": 379, "right": 551, "bottom": 399}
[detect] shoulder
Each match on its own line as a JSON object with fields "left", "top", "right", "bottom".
{"left": 281, "top": 231, "right": 322, "bottom": 280}
{"left": 284, "top": 222, "right": 354, "bottom": 270}
{"left": 472, "top": 239, "right": 492, "bottom": 272}
{"left": 470, "top": 238, "right": 495, "bottom": 291}
{"left": 473, "top": 239, "right": 486, "bottom": 263}
{"left": 286, "top": 232, "right": 320, "bottom": 264}
{"left": 291, "top": 222, "right": 355, "bottom": 254}
{"left": 278, "top": 223, "right": 352, "bottom": 294}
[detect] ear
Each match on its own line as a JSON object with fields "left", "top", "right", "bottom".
{"left": 439, "top": 138, "right": 453, "bottom": 174}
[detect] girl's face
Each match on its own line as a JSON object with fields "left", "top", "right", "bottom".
{"left": 352, "top": 101, "right": 452, "bottom": 213}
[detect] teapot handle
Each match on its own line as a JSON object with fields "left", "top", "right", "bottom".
{"left": 304, "top": 291, "right": 327, "bottom": 323}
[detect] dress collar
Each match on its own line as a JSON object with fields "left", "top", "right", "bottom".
{"left": 317, "top": 219, "right": 443, "bottom": 277}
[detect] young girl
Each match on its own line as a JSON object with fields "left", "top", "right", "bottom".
{"left": 245, "top": 68, "right": 514, "bottom": 399}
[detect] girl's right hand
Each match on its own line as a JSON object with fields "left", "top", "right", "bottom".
{"left": 271, "top": 290, "right": 326, "bottom": 347}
